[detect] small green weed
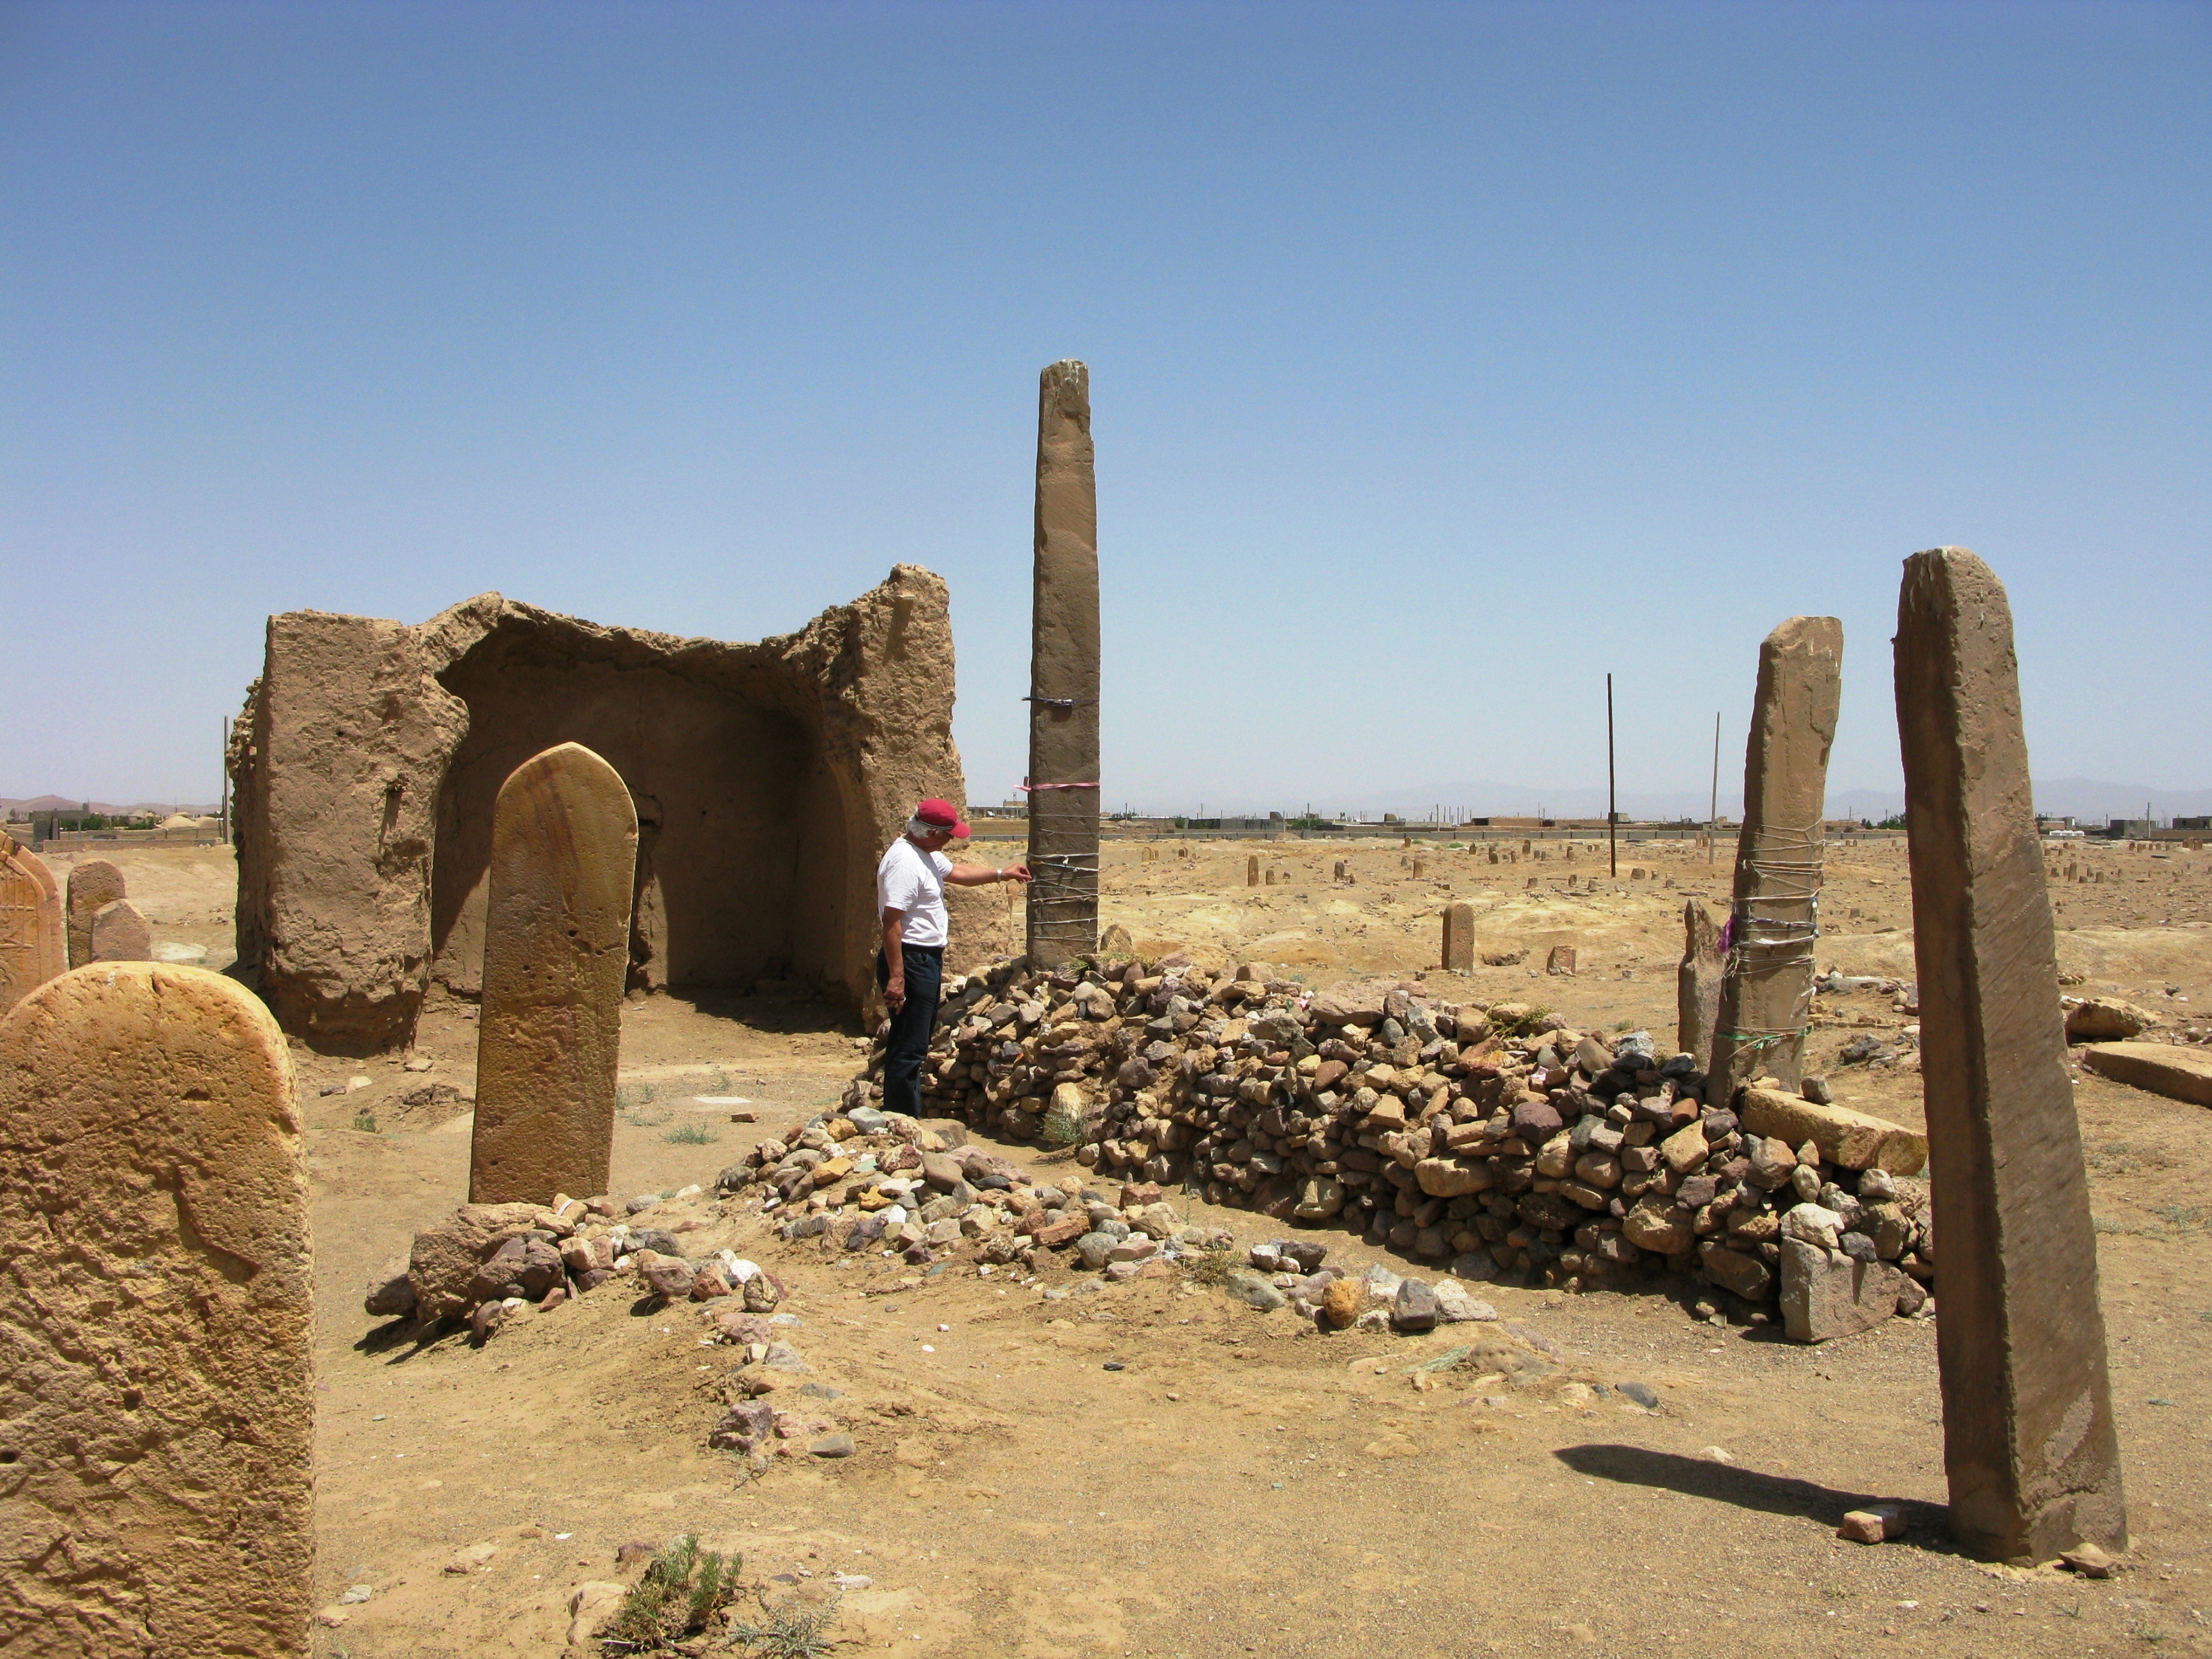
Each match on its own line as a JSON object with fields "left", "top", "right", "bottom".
{"left": 1180, "top": 1249, "right": 1235, "bottom": 1287}
{"left": 2091, "top": 1206, "right": 2211, "bottom": 1242}
{"left": 664, "top": 1122, "right": 719, "bottom": 1145}
{"left": 350, "top": 1111, "right": 378, "bottom": 1134}
{"left": 1038, "top": 1094, "right": 1085, "bottom": 1149}
{"left": 617, "top": 1082, "right": 674, "bottom": 1128}
{"left": 2085, "top": 1139, "right": 2176, "bottom": 1179}
{"left": 602, "top": 1534, "right": 738, "bottom": 1652}
{"left": 727, "top": 1589, "right": 842, "bottom": 1657}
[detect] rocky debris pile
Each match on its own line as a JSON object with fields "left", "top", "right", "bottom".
{"left": 731, "top": 1102, "right": 1256, "bottom": 1282}
{"left": 362, "top": 1185, "right": 790, "bottom": 1343}
{"left": 1240, "top": 1251, "right": 1500, "bottom": 1330}
{"left": 842, "top": 954, "right": 1938, "bottom": 1331}
{"left": 2062, "top": 996, "right": 2161, "bottom": 1044}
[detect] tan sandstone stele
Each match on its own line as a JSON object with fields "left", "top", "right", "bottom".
{"left": 63, "top": 857, "right": 126, "bottom": 970}
{"left": 0, "top": 963, "right": 312, "bottom": 1656}
{"left": 1711, "top": 615, "right": 1843, "bottom": 1097}
{"left": 0, "top": 839, "right": 65, "bottom": 1008}
{"left": 1026, "top": 358, "right": 1101, "bottom": 968}
{"left": 1896, "top": 545, "right": 2127, "bottom": 1564}
{"left": 468, "top": 741, "right": 638, "bottom": 1207}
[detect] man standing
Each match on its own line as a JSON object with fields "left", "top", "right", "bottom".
{"left": 877, "top": 799, "right": 1029, "bottom": 1118}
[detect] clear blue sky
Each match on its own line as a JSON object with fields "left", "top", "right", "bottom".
{"left": 5, "top": 1, "right": 2206, "bottom": 815}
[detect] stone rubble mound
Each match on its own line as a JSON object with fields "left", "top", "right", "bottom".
{"left": 841, "top": 953, "right": 1938, "bottom": 1327}
{"left": 727, "top": 1099, "right": 1246, "bottom": 1279}
{"left": 363, "top": 1187, "right": 794, "bottom": 1343}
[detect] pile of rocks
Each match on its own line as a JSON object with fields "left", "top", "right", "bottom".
{"left": 363, "top": 1187, "right": 790, "bottom": 1343}
{"left": 1235, "top": 1246, "right": 1501, "bottom": 1331}
{"left": 842, "top": 955, "right": 1936, "bottom": 1330}
{"left": 726, "top": 1101, "right": 1254, "bottom": 1280}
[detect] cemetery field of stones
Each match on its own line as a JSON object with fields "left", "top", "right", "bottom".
{"left": 47, "top": 825, "right": 2173, "bottom": 1656}
{"left": 7, "top": 521, "right": 2210, "bottom": 1654}
{"left": 5, "top": 817, "right": 2211, "bottom": 1654}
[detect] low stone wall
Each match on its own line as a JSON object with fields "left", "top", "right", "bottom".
{"left": 845, "top": 954, "right": 1938, "bottom": 1336}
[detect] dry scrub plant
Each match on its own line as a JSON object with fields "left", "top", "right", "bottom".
{"left": 601, "top": 1534, "right": 738, "bottom": 1653}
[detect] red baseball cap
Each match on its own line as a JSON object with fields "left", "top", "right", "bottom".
{"left": 915, "top": 798, "right": 970, "bottom": 838}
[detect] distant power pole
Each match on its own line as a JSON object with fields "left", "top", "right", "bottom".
{"left": 1606, "top": 673, "right": 1618, "bottom": 877}
{"left": 1708, "top": 710, "right": 1721, "bottom": 865}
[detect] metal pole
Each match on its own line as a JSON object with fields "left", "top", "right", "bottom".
{"left": 1708, "top": 710, "right": 1720, "bottom": 865}
{"left": 1607, "top": 673, "right": 1617, "bottom": 878}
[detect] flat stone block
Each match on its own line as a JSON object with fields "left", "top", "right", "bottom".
{"left": 2080, "top": 1043, "right": 2212, "bottom": 1108}
{"left": 1740, "top": 1086, "right": 1927, "bottom": 1174}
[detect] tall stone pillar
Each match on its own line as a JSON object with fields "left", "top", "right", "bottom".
{"left": 1896, "top": 546, "right": 2125, "bottom": 1563}
{"left": 1710, "top": 617, "right": 1842, "bottom": 1098}
{"left": 470, "top": 743, "right": 638, "bottom": 1205}
{"left": 1025, "top": 359, "right": 1100, "bottom": 967}
{"left": 1677, "top": 899, "right": 1722, "bottom": 1069}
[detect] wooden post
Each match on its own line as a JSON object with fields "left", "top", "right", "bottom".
{"left": 1607, "top": 672, "right": 1618, "bottom": 877}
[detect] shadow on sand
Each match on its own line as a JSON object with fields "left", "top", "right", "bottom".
{"left": 1553, "top": 1443, "right": 1950, "bottom": 1544}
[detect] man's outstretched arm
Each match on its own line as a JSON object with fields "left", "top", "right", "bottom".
{"left": 945, "top": 862, "right": 1030, "bottom": 886}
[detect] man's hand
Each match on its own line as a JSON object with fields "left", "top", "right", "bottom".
{"left": 1003, "top": 863, "right": 1032, "bottom": 884}
{"left": 882, "top": 906, "right": 906, "bottom": 1011}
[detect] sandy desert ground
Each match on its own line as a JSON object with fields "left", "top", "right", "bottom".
{"left": 31, "top": 834, "right": 2212, "bottom": 1658}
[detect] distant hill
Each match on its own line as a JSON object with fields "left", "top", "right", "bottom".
{"left": 3, "top": 794, "right": 220, "bottom": 819}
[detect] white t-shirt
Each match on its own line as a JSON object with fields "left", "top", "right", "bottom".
{"left": 877, "top": 837, "right": 954, "bottom": 949}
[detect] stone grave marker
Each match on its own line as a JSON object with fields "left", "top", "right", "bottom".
{"left": 469, "top": 741, "right": 638, "bottom": 1206}
{"left": 1711, "top": 616, "right": 1843, "bottom": 1097}
{"left": 0, "top": 963, "right": 312, "bottom": 1652}
{"left": 1441, "top": 903, "right": 1475, "bottom": 972}
{"left": 1677, "top": 899, "right": 1723, "bottom": 1069}
{"left": 64, "top": 857, "right": 126, "bottom": 968}
{"left": 89, "top": 897, "right": 154, "bottom": 962}
{"left": 1896, "top": 546, "right": 2126, "bottom": 1563}
{"left": 1, "top": 836, "right": 65, "bottom": 1008}
{"left": 1025, "top": 359, "right": 1101, "bottom": 966}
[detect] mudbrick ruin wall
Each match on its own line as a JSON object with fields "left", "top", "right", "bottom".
{"left": 839, "top": 954, "right": 1939, "bottom": 1331}
{"left": 230, "top": 565, "right": 988, "bottom": 1052}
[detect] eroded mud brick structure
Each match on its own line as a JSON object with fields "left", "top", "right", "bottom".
{"left": 230, "top": 566, "right": 974, "bottom": 1051}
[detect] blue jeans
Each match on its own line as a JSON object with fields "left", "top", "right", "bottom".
{"left": 876, "top": 943, "right": 943, "bottom": 1120}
